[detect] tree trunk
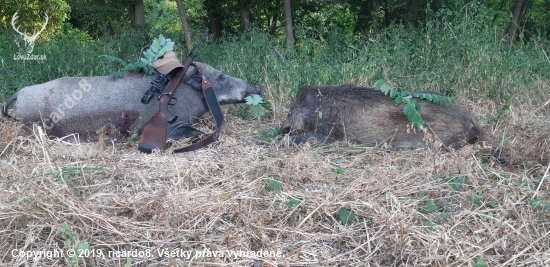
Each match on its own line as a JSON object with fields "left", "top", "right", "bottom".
{"left": 405, "top": 0, "right": 419, "bottom": 29}
{"left": 175, "top": 0, "right": 192, "bottom": 51}
{"left": 239, "top": 0, "right": 251, "bottom": 31}
{"left": 506, "top": 0, "right": 528, "bottom": 45}
{"left": 205, "top": 0, "right": 223, "bottom": 40}
{"left": 283, "top": 0, "right": 294, "bottom": 52}
{"left": 208, "top": 12, "right": 223, "bottom": 40}
{"left": 130, "top": 0, "right": 145, "bottom": 27}
{"left": 268, "top": 0, "right": 281, "bottom": 36}
{"left": 382, "top": 0, "right": 390, "bottom": 27}
{"left": 353, "top": 0, "right": 374, "bottom": 33}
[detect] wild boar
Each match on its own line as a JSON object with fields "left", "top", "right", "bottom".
{"left": 280, "top": 84, "right": 507, "bottom": 163}
{"left": 2, "top": 62, "right": 263, "bottom": 142}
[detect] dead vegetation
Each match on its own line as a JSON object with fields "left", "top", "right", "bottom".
{"left": 1, "top": 93, "right": 549, "bottom": 267}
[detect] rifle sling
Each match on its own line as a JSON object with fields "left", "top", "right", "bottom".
{"left": 172, "top": 63, "right": 224, "bottom": 153}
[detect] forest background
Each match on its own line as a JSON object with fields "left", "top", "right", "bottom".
{"left": 0, "top": 0, "right": 549, "bottom": 102}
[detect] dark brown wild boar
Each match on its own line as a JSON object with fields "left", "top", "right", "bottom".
{"left": 280, "top": 84, "right": 507, "bottom": 163}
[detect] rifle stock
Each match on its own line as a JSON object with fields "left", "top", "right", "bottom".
{"left": 138, "top": 112, "right": 168, "bottom": 153}
{"left": 138, "top": 29, "right": 208, "bottom": 153}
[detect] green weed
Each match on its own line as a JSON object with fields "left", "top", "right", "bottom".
{"left": 265, "top": 179, "right": 282, "bottom": 192}
{"left": 45, "top": 167, "right": 105, "bottom": 195}
{"left": 331, "top": 166, "right": 345, "bottom": 175}
{"left": 472, "top": 257, "right": 488, "bottom": 267}
{"left": 276, "top": 197, "right": 302, "bottom": 225}
{"left": 467, "top": 194, "right": 482, "bottom": 210}
{"left": 425, "top": 220, "right": 435, "bottom": 231}
{"left": 338, "top": 207, "right": 360, "bottom": 224}
{"left": 418, "top": 199, "right": 438, "bottom": 214}
{"left": 448, "top": 176, "right": 466, "bottom": 191}
{"left": 255, "top": 126, "right": 281, "bottom": 144}
{"left": 529, "top": 197, "right": 550, "bottom": 214}
{"left": 59, "top": 221, "right": 90, "bottom": 267}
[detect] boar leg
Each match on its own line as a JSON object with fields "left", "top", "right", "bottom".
{"left": 167, "top": 124, "right": 205, "bottom": 141}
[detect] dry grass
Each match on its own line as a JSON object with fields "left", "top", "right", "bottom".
{"left": 1, "top": 91, "right": 549, "bottom": 267}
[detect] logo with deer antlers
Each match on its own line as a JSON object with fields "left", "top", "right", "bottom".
{"left": 11, "top": 10, "right": 49, "bottom": 55}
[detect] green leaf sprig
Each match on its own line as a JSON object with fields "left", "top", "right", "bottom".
{"left": 373, "top": 80, "right": 457, "bottom": 131}
{"left": 102, "top": 34, "right": 175, "bottom": 78}
{"left": 140, "top": 34, "right": 175, "bottom": 67}
{"left": 245, "top": 94, "right": 267, "bottom": 120}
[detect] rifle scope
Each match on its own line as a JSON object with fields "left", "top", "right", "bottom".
{"left": 141, "top": 73, "right": 172, "bottom": 104}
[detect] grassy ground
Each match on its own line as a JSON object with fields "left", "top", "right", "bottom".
{"left": 0, "top": 93, "right": 549, "bottom": 266}
{"left": 1, "top": 19, "right": 550, "bottom": 266}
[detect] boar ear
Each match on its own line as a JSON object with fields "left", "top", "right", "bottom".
{"left": 295, "top": 87, "right": 315, "bottom": 105}
{"left": 303, "top": 89, "right": 318, "bottom": 105}
{"left": 183, "top": 66, "right": 202, "bottom": 91}
{"left": 187, "top": 65, "right": 198, "bottom": 75}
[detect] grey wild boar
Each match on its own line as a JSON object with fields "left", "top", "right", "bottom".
{"left": 280, "top": 84, "right": 507, "bottom": 163}
{"left": 2, "top": 62, "right": 263, "bottom": 142}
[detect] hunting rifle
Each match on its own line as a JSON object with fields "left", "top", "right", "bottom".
{"left": 171, "top": 62, "right": 224, "bottom": 153}
{"left": 138, "top": 29, "right": 208, "bottom": 154}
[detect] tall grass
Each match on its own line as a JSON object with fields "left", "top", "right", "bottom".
{"left": 1, "top": 7, "right": 549, "bottom": 107}
{"left": 0, "top": 28, "right": 150, "bottom": 99}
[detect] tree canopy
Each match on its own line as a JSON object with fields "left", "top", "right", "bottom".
{"left": 1, "top": 0, "right": 549, "bottom": 45}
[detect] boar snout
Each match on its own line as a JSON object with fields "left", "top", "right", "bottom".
{"left": 280, "top": 126, "right": 291, "bottom": 134}
{"left": 251, "top": 82, "right": 265, "bottom": 95}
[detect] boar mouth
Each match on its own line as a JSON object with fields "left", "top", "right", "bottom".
{"left": 246, "top": 85, "right": 265, "bottom": 98}
{"left": 281, "top": 126, "right": 291, "bottom": 134}
{"left": 246, "top": 81, "right": 264, "bottom": 95}
{"left": 221, "top": 84, "right": 265, "bottom": 105}
{"left": 257, "top": 85, "right": 265, "bottom": 95}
